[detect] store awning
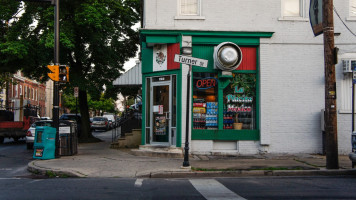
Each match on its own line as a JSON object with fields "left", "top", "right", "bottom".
{"left": 113, "top": 62, "right": 142, "bottom": 86}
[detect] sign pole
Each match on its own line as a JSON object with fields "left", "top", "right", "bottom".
{"left": 183, "top": 64, "right": 191, "bottom": 167}
{"left": 173, "top": 52, "right": 208, "bottom": 168}
{"left": 74, "top": 87, "right": 78, "bottom": 119}
{"left": 353, "top": 71, "right": 355, "bottom": 133}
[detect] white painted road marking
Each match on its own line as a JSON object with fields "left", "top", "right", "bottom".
{"left": 134, "top": 179, "right": 143, "bottom": 187}
{"left": 0, "top": 178, "right": 22, "bottom": 180}
{"left": 190, "top": 179, "right": 246, "bottom": 200}
{"left": 0, "top": 168, "right": 13, "bottom": 171}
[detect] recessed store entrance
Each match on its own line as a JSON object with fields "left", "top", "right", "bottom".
{"left": 147, "top": 75, "right": 177, "bottom": 146}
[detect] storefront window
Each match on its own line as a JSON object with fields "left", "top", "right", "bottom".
{"left": 223, "top": 73, "right": 256, "bottom": 130}
{"left": 193, "top": 72, "right": 218, "bottom": 130}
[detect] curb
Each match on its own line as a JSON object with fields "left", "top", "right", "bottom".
{"left": 145, "top": 169, "right": 356, "bottom": 178}
{"left": 27, "top": 161, "right": 356, "bottom": 179}
{"left": 27, "top": 161, "right": 86, "bottom": 178}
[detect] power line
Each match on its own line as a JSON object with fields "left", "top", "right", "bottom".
{"left": 333, "top": 6, "right": 356, "bottom": 37}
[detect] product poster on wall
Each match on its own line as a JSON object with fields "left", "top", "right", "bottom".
{"left": 154, "top": 116, "right": 166, "bottom": 135}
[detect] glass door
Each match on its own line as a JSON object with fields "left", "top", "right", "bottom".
{"left": 151, "top": 81, "right": 171, "bottom": 145}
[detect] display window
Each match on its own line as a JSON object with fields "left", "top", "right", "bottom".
{"left": 223, "top": 73, "right": 256, "bottom": 130}
{"left": 192, "top": 72, "right": 218, "bottom": 130}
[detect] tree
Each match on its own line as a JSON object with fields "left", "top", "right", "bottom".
{"left": 63, "top": 92, "right": 116, "bottom": 116}
{"left": 0, "top": 0, "right": 23, "bottom": 73}
{"left": 2, "top": 0, "right": 140, "bottom": 141}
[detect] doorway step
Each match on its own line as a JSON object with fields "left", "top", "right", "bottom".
{"left": 130, "top": 145, "right": 183, "bottom": 158}
{"left": 110, "top": 129, "right": 142, "bottom": 149}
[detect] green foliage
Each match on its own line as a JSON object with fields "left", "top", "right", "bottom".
{"left": 229, "top": 73, "right": 257, "bottom": 97}
{"left": 1, "top": 0, "right": 140, "bottom": 94}
{"left": 0, "top": 72, "right": 13, "bottom": 90}
{"left": 2, "top": 0, "right": 140, "bottom": 139}
{"left": 62, "top": 93, "right": 77, "bottom": 112}
{"left": 0, "top": 1, "right": 24, "bottom": 73}
{"left": 119, "top": 85, "right": 141, "bottom": 99}
{"left": 63, "top": 92, "right": 116, "bottom": 114}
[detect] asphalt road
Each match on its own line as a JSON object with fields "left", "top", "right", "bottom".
{"left": 0, "top": 138, "right": 33, "bottom": 178}
{"left": 1, "top": 176, "right": 356, "bottom": 199}
{"left": 1, "top": 131, "right": 356, "bottom": 199}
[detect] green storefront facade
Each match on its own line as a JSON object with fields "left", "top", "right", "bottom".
{"left": 140, "top": 29, "right": 273, "bottom": 151}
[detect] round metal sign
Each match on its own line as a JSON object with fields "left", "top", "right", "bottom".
{"left": 214, "top": 42, "right": 243, "bottom": 71}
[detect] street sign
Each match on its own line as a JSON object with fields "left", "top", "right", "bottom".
{"left": 174, "top": 54, "right": 208, "bottom": 68}
{"left": 74, "top": 87, "right": 79, "bottom": 98}
{"left": 309, "top": 0, "right": 323, "bottom": 36}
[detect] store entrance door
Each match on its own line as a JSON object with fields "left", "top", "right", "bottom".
{"left": 151, "top": 81, "right": 171, "bottom": 145}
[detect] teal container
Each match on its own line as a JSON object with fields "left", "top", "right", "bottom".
{"left": 33, "top": 126, "right": 56, "bottom": 160}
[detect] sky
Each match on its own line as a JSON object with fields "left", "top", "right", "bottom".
{"left": 123, "top": 55, "right": 139, "bottom": 72}
{"left": 123, "top": 23, "right": 141, "bottom": 72}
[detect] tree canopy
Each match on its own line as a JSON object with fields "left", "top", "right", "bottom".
{"left": 63, "top": 92, "right": 116, "bottom": 115}
{"left": 1, "top": 0, "right": 141, "bottom": 140}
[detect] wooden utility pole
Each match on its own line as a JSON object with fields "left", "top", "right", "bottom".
{"left": 323, "top": 0, "right": 339, "bottom": 169}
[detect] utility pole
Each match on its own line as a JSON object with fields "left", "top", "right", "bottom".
{"left": 53, "top": 0, "right": 60, "bottom": 158}
{"left": 323, "top": 0, "right": 338, "bottom": 169}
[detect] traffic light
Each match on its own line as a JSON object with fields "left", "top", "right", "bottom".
{"left": 47, "top": 65, "right": 59, "bottom": 81}
{"left": 58, "top": 65, "right": 69, "bottom": 82}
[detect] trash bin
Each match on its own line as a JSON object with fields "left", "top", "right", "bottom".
{"left": 59, "top": 120, "right": 78, "bottom": 156}
{"left": 33, "top": 126, "right": 56, "bottom": 160}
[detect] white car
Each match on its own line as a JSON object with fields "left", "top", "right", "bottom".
{"left": 26, "top": 120, "right": 53, "bottom": 149}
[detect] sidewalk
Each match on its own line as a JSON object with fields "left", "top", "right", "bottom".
{"left": 28, "top": 140, "right": 356, "bottom": 178}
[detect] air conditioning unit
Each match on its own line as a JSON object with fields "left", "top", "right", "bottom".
{"left": 342, "top": 59, "right": 356, "bottom": 73}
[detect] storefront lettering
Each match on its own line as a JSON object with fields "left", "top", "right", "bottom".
{"left": 234, "top": 86, "right": 244, "bottom": 93}
{"left": 196, "top": 78, "right": 217, "bottom": 90}
{"left": 226, "top": 94, "right": 253, "bottom": 103}
{"left": 227, "top": 104, "right": 252, "bottom": 112}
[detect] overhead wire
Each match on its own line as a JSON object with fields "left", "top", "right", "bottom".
{"left": 333, "top": 6, "right": 356, "bottom": 37}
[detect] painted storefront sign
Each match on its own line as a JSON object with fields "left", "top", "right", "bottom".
{"left": 226, "top": 94, "right": 253, "bottom": 103}
{"left": 152, "top": 43, "right": 180, "bottom": 72}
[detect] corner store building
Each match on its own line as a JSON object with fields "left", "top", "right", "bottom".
{"left": 139, "top": 0, "right": 356, "bottom": 155}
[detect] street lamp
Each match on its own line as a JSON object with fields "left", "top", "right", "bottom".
{"left": 182, "top": 46, "right": 192, "bottom": 168}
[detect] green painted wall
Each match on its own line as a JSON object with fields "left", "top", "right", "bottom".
{"left": 140, "top": 30, "right": 273, "bottom": 143}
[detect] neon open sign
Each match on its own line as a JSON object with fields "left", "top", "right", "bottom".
{"left": 196, "top": 77, "right": 217, "bottom": 90}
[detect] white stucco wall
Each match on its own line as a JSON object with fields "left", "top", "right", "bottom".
{"left": 144, "top": 0, "right": 356, "bottom": 155}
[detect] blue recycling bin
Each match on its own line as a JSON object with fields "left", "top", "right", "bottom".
{"left": 33, "top": 126, "right": 56, "bottom": 160}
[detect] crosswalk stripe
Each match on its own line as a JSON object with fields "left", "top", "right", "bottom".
{"left": 135, "top": 179, "right": 143, "bottom": 187}
{"left": 190, "top": 179, "right": 246, "bottom": 200}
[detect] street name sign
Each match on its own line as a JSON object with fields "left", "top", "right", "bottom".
{"left": 174, "top": 54, "right": 208, "bottom": 68}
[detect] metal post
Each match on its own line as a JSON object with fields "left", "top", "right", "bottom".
{"left": 53, "top": 0, "right": 60, "bottom": 158}
{"left": 353, "top": 80, "right": 354, "bottom": 132}
{"left": 183, "top": 65, "right": 191, "bottom": 167}
{"left": 323, "top": 0, "right": 338, "bottom": 169}
{"left": 75, "top": 97, "right": 78, "bottom": 117}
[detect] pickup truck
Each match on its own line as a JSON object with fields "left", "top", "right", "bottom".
{"left": 0, "top": 116, "right": 33, "bottom": 143}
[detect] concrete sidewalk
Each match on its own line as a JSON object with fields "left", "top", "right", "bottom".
{"left": 27, "top": 139, "right": 356, "bottom": 178}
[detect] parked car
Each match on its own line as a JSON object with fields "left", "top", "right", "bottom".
{"left": 26, "top": 120, "right": 53, "bottom": 149}
{"left": 90, "top": 118, "right": 94, "bottom": 130}
{"left": 103, "top": 113, "right": 117, "bottom": 128}
{"left": 60, "top": 114, "right": 82, "bottom": 137}
{"left": 91, "top": 116, "right": 109, "bottom": 131}
{"left": 108, "top": 119, "right": 114, "bottom": 129}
